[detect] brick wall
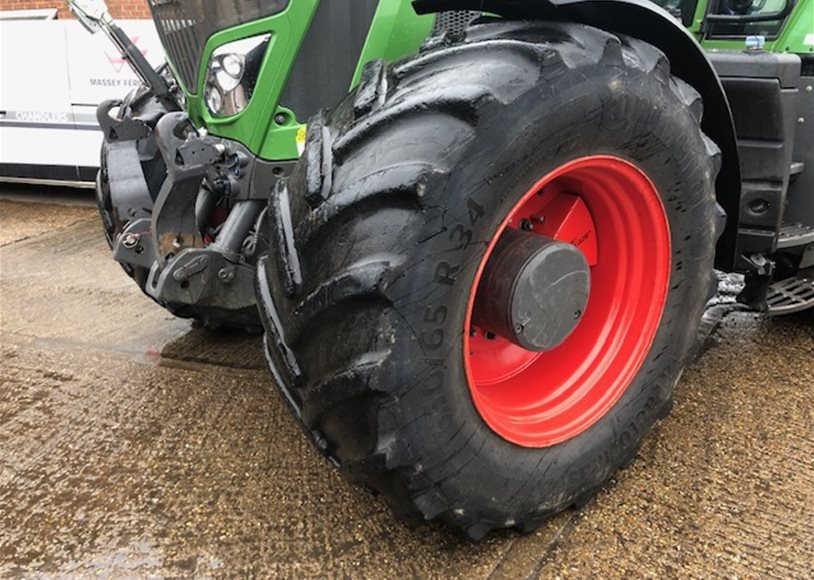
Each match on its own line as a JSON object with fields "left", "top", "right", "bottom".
{"left": 0, "top": 0, "right": 150, "bottom": 19}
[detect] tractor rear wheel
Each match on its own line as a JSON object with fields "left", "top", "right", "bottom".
{"left": 257, "top": 20, "right": 721, "bottom": 538}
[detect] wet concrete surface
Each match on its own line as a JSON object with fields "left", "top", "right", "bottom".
{"left": 1, "top": 191, "right": 812, "bottom": 577}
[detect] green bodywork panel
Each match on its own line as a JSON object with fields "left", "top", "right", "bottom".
{"left": 352, "top": 0, "right": 436, "bottom": 86}
{"left": 172, "top": 0, "right": 432, "bottom": 161}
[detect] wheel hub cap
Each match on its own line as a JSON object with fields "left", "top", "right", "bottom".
{"left": 472, "top": 228, "right": 591, "bottom": 352}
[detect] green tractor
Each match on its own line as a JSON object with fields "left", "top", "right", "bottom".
{"left": 69, "top": 0, "right": 812, "bottom": 539}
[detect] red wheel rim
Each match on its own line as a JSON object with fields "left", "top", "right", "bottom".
{"left": 464, "top": 156, "right": 671, "bottom": 447}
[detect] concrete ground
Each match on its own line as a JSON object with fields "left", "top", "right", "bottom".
{"left": 1, "top": 189, "right": 812, "bottom": 578}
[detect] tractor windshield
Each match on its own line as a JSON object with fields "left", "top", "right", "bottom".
{"left": 703, "top": 0, "right": 795, "bottom": 39}
{"left": 649, "top": 0, "right": 699, "bottom": 26}
{"left": 148, "top": 0, "right": 289, "bottom": 93}
{"left": 648, "top": 0, "right": 794, "bottom": 38}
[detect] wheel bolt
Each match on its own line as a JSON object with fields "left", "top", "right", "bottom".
{"left": 520, "top": 219, "right": 533, "bottom": 231}
{"left": 122, "top": 233, "right": 139, "bottom": 249}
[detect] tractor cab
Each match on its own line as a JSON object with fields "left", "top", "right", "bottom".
{"left": 700, "top": 0, "right": 797, "bottom": 40}
{"left": 653, "top": 0, "right": 801, "bottom": 40}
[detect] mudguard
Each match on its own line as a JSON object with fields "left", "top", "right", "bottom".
{"left": 413, "top": 0, "right": 742, "bottom": 270}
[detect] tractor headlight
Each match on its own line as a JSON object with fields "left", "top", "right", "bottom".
{"left": 205, "top": 34, "right": 270, "bottom": 118}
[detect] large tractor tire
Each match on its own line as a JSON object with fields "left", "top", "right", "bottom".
{"left": 257, "top": 20, "right": 722, "bottom": 539}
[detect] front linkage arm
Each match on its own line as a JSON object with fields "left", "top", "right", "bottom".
{"left": 143, "top": 113, "right": 263, "bottom": 325}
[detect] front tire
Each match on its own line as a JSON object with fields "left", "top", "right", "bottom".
{"left": 258, "top": 20, "right": 721, "bottom": 538}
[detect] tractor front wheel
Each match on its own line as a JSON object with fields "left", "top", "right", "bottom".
{"left": 258, "top": 20, "right": 721, "bottom": 538}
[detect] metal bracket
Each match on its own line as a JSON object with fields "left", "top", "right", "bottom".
{"left": 113, "top": 217, "right": 155, "bottom": 270}
{"left": 152, "top": 112, "right": 223, "bottom": 266}
{"left": 146, "top": 248, "right": 256, "bottom": 312}
{"left": 105, "top": 141, "right": 154, "bottom": 224}
{"left": 97, "top": 99, "right": 151, "bottom": 142}
{"left": 736, "top": 253, "right": 776, "bottom": 310}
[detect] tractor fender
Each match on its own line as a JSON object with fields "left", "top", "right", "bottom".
{"left": 413, "top": 0, "right": 741, "bottom": 270}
